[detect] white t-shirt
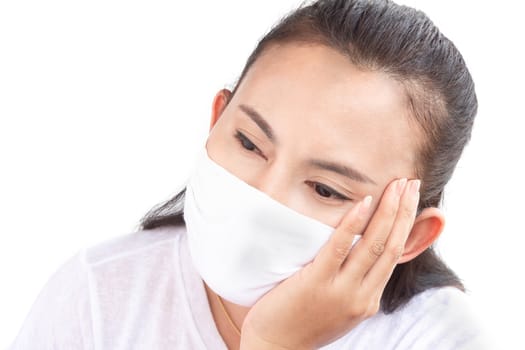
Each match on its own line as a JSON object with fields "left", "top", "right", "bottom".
{"left": 9, "top": 226, "right": 490, "bottom": 349}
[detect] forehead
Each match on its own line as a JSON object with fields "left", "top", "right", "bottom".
{"left": 230, "top": 43, "right": 421, "bottom": 182}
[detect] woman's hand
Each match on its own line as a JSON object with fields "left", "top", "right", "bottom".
{"left": 240, "top": 178, "right": 421, "bottom": 350}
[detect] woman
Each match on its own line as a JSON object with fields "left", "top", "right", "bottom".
{"left": 10, "top": 0, "right": 488, "bottom": 349}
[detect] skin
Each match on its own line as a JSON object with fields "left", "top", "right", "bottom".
{"left": 204, "top": 43, "right": 445, "bottom": 349}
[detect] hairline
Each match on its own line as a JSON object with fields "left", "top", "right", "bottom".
{"left": 228, "top": 40, "right": 443, "bottom": 186}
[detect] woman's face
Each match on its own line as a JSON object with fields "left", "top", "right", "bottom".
{"left": 206, "top": 43, "right": 421, "bottom": 227}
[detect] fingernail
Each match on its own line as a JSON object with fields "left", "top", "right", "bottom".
{"left": 359, "top": 195, "right": 373, "bottom": 216}
{"left": 410, "top": 179, "right": 421, "bottom": 196}
{"left": 397, "top": 178, "right": 407, "bottom": 196}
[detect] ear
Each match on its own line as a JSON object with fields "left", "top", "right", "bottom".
{"left": 397, "top": 207, "right": 445, "bottom": 263}
{"left": 210, "top": 88, "right": 232, "bottom": 131}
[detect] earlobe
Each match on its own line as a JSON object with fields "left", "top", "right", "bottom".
{"left": 398, "top": 207, "right": 445, "bottom": 263}
{"left": 210, "top": 89, "right": 232, "bottom": 131}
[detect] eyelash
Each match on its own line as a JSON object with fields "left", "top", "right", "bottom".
{"left": 306, "top": 181, "right": 350, "bottom": 201}
{"left": 233, "top": 130, "right": 351, "bottom": 202}
{"left": 234, "top": 130, "right": 265, "bottom": 158}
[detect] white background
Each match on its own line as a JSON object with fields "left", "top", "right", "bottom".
{"left": 1, "top": 0, "right": 523, "bottom": 348}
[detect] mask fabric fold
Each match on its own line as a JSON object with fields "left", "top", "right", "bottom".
{"left": 183, "top": 147, "right": 360, "bottom": 306}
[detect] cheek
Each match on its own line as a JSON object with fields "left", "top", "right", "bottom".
{"left": 299, "top": 189, "right": 383, "bottom": 229}
{"left": 206, "top": 119, "right": 235, "bottom": 167}
{"left": 321, "top": 206, "right": 354, "bottom": 228}
{"left": 289, "top": 194, "right": 354, "bottom": 228}
{"left": 206, "top": 120, "right": 261, "bottom": 188}
{"left": 206, "top": 118, "right": 384, "bottom": 230}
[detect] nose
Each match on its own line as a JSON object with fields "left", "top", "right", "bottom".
{"left": 251, "top": 161, "right": 292, "bottom": 207}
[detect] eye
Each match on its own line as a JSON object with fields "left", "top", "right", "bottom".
{"left": 235, "top": 131, "right": 257, "bottom": 151}
{"left": 234, "top": 130, "right": 266, "bottom": 159}
{"left": 306, "top": 181, "right": 350, "bottom": 201}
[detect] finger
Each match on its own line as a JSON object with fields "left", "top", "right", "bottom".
{"left": 312, "top": 195, "right": 373, "bottom": 278}
{"left": 342, "top": 178, "right": 407, "bottom": 278}
{"left": 363, "top": 179, "right": 420, "bottom": 291}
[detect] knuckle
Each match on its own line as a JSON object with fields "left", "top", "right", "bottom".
{"left": 377, "top": 199, "right": 397, "bottom": 218}
{"left": 369, "top": 240, "right": 386, "bottom": 257}
{"left": 392, "top": 202, "right": 400, "bottom": 216}
{"left": 347, "top": 303, "right": 367, "bottom": 317}
{"left": 385, "top": 204, "right": 398, "bottom": 218}
{"left": 366, "top": 301, "right": 380, "bottom": 318}
{"left": 334, "top": 245, "right": 350, "bottom": 262}
{"left": 343, "top": 223, "right": 358, "bottom": 235}
{"left": 387, "top": 244, "right": 405, "bottom": 261}
{"left": 399, "top": 205, "right": 414, "bottom": 221}
{"left": 347, "top": 297, "right": 380, "bottom": 319}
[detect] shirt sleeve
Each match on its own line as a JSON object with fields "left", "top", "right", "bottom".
{"left": 8, "top": 249, "right": 95, "bottom": 350}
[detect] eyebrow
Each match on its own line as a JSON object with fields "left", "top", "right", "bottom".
{"left": 309, "top": 160, "right": 377, "bottom": 185}
{"left": 238, "top": 104, "right": 377, "bottom": 185}
{"left": 239, "top": 104, "right": 275, "bottom": 141}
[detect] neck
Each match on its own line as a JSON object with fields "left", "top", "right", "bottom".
{"left": 204, "top": 282, "right": 251, "bottom": 350}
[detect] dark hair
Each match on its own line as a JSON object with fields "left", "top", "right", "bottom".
{"left": 138, "top": 0, "right": 477, "bottom": 313}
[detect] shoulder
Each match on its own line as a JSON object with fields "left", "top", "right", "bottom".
{"left": 9, "top": 225, "right": 187, "bottom": 350}
{"left": 80, "top": 225, "right": 186, "bottom": 298}
{"left": 83, "top": 225, "right": 184, "bottom": 267}
{"left": 398, "top": 286, "right": 475, "bottom": 321}
{"left": 9, "top": 241, "right": 93, "bottom": 349}
{"left": 81, "top": 225, "right": 188, "bottom": 317}
{"left": 390, "top": 287, "right": 491, "bottom": 349}
{"left": 331, "top": 287, "right": 491, "bottom": 350}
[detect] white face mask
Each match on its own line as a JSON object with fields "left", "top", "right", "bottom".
{"left": 183, "top": 147, "right": 360, "bottom": 307}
